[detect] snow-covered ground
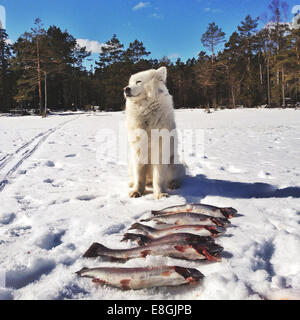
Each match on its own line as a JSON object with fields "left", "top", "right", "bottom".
{"left": 0, "top": 109, "right": 299, "bottom": 300}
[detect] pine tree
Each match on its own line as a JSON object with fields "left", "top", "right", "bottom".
{"left": 0, "top": 28, "right": 12, "bottom": 112}
{"left": 95, "top": 35, "right": 127, "bottom": 110}
{"left": 96, "top": 34, "right": 125, "bottom": 70}
{"left": 201, "top": 22, "right": 225, "bottom": 67}
{"left": 237, "top": 15, "right": 259, "bottom": 107}
{"left": 221, "top": 32, "right": 244, "bottom": 108}
{"left": 201, "top": 22, "right": 226, "bottom": 109}
{"left": 12, "top": 20, "right": 90, "bottom": 113}
{"left": 238, "top": 15, "right": 258, "bottom": 72}
{"left": 125, "top": 40, "right": 150, "bottom": 64}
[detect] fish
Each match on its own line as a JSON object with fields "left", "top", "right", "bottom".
{"left": 83, "top": 239, "right": 223, "bottom": 261}
{"left": 141, "top": 212, "right": 231, "bottom": 227}
{"left": 76, "top": 265, "right": 204, "bottom": 290}
{"left": 121, "top": 232, "right": 215, "bottom": 246}
{"left": 151, "top": 203, "right": 237, "bottom": 219}
{"left": 126, "top": 222, "right": 226, "bottom": 238}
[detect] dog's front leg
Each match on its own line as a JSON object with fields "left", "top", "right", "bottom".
{"left": 152, "top": 164, "right": 168, "bottom": 199}
{"left": 129, "top": 162, "right": 147, "bottom": 198}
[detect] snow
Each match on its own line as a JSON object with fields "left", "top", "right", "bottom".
{"left": 0, "top": 108, "right": 299, "bottom": 300}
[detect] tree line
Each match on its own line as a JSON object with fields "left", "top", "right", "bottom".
{"left": 0, "top": 0, "right": 299, "bottom": 115}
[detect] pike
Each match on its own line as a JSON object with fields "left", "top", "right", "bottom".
{"left": 126, "top": 222, "right": 226, "bottom": 239}
{"left": 151, "top": 203, "right": 237, "bottom": 219}
{"left": 76, "top": 266, "right": 204, "bottom": 290}
{"left": 121, "top": 232, "right": 215, "bottom": 246}
{"left": 141, "top": 212, "right": 231, "bottom": 227}
{"left": 83, "top": 239, "right": 223, "bottom": 261}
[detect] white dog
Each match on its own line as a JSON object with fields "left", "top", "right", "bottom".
{"left": 124, "top": 67, "right": 185, "bottom": 199}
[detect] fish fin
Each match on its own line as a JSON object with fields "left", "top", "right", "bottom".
{"left": 141, "top": 249, "right": 152, "bottom": 257}
{"left": 83, "top": 242, "right": 107, "bottom": 258}
{"left": 151, "top": 210, "right": 160, "bottom": 216}
{"left": 175, "top": 219, "right": 184, "bottom": 225}
{"left": 202, "top": 249, "right": 222, "bottom": 262}
{"left": 156, "top": 221, "right": 167, "bottom": 225}
{"left": 120, "top": 279, "right": 131, "bottom": 290}
{"left": 129, "top": 223, "right": 155, "bottom": 232}
{"left": 174, "top": 245, "right": 188, "bottom": 252}
{"left": 76, "top": 267, "right": 89, "bottom": 276}
{"left": 129, "top": 222, "right": 142, "bottom": 230}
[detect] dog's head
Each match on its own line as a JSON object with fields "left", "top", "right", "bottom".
{"left": 124, "top": 67, "right": 167, "bottom": 102}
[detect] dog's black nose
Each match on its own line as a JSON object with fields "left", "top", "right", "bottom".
{"left": 124, "top": 87, "right": 131, "bottom": 94}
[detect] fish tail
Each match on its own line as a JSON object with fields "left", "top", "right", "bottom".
{"left": 83, "top": 242, "right": 108, "bottom": 258}
{"left": 122, "top": 233, "right": 152, "bottom": 245}
{"left": 151, "top": 210, "right": 161, "bottom": 216}
{"left": 76, "top": 267, "right": 89, "bottom": 276}
{"left": 129, "top": 223, "right": 155, "bottom": 232}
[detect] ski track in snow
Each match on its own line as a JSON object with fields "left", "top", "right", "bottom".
{"left": 0, "top": 109, "right": 299, "bottom": 300}
{"left": 0, "top": 116, "right": 80, "bottom": 192}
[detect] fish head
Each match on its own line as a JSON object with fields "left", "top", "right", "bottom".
{"left": 220, "top": 207, "right": 237, "bottom": 219}
{"left": 174, "top": 266, "right": 204, "bottom": 283}
{"left": 192, "top": 243, "right": 224, "bottom": 261}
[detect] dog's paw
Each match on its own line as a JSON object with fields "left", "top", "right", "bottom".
{"left": 168, "top": 180, "right": 181, "bottom": 190}
{"left": 129, "top": 190, "right": 142, "bottom": 198}
{"left": 154, "top": 193, "right": 169, "bottom": 200}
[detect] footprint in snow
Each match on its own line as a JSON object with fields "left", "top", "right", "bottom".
{"left": 35, "top": 230, "right": 66, "bottom": 250}
{"left": 219, "top": 165, "right": 244, "bottom": 173}
{"left": 9, "top": 225, "right": 32, "bottom": 237}
{"left": 0, "top": 212, "right": 16, "bottom": 225}
{"left": 76, "top": 195, "right": 97, "bottom": 201}
{"left": 43, "top": 178, "right": 54, "bottom": 184}
{"left": 258, "top": 171, "right": 272, "bottom": 179}
{"left": 5, "top": 258, "right": 56, "bottom": 290}
{"left": 45, "top": 160, "right": 55, "bottom": 167}
{"left": 103, "top": 223, "right": 126, "bottom": 235}
{"left": 65, "top": 154, "right": 77, "bottom": 158}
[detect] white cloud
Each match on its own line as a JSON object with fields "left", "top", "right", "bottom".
{"left": 77, "top": 39, "right": 105, "bottom": 54}
{"left": 204, "top": 7, "right": 221, "bottom": 14}
{"left": 149, "top": 12, "right": 163, "bottom": 19}
{"left": 168, "top": 53, "right": 180, "bottom": 60}
{"left": 292, "top": 5, "right": 300, "bottom": 14}
{"left": 0, "top": 5, "right": 6, "bottom": 29}
{"left": 133, "top": 2, "right": 151, "bottom": 11}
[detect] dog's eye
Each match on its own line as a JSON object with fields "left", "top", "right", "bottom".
{"left": 136, "top": 80, "right": 142, "bottom": 85}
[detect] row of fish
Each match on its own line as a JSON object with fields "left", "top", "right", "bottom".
{"left": 76, "top": 203, "right": 237, "bottom": 290}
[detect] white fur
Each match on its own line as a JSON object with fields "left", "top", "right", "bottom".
{"left": 125, "top": 67, "right": 185, "bottom": 199}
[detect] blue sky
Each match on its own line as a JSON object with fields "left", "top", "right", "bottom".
{"left": 0, "top": 0, "right": 299, "bottom": 67}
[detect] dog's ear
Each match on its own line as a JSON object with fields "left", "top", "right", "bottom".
{"left": 156, "top": 67, "right": 167, "bottom": 83}
{"left": 145, "top": 78, "right": 157, "bottom": 100}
